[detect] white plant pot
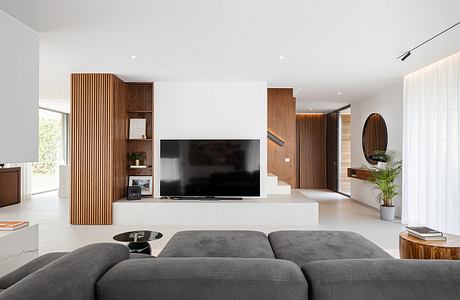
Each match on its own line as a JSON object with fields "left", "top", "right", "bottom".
{"left": 377, "top": 162, "right": 388, "bottom": 169}
{"left": 380, "top": 205, "right": 395, "bottom": 221}
{"left": 135, "top": 159, "right": 140, "bottom": 166}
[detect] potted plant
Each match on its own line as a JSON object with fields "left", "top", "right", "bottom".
{"left": 130, "top": 152, "right": 144, "bottom": 166}
{"left": 365, "top": 150, "right": 402, "bottom": 221}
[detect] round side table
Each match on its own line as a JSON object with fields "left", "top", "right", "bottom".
{"left": 399, "top": 232, "right": 460, "bottom": 260}
{"left": 113, "top": 230, "right": 163, "bottom": 255}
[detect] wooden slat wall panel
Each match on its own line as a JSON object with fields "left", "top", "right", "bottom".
{"left": 296, "top": 114, "right": 327, "bottom": 189}
{"left": 71, "top": 74, "right": 117, "bottom": 225}
{"left": 267, "top": 88, "right": 296, "bottom": 186}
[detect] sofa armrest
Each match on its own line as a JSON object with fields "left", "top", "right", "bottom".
{"left": 0, "top": 243, "right": 129, "bottom": 300}
{"left": 97, "top": 257, "right": 308, "bottom": 300}
{"left": 302, "top": 258, "right": 460, "bottom": 300}
{"left": 0, "top": 252, "right": 68, "bottom": 289}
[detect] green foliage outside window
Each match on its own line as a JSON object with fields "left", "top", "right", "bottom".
{"left": 32, "top": 117, "right": 62, "bottom": 175}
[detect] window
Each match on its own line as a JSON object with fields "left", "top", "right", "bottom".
{"left": 32, "top": 108, "right": 69, "bottom": 194}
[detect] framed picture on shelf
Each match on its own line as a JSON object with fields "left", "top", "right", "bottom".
{"left": 129, "top": 118, "right": 146, "bottom": 139}
{"left": 128, "top": 176, "right": 153, "bottom": 196}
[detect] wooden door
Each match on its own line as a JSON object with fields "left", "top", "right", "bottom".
{"left": 296, "top": 114, "right": 326, "bottom": 188}
{"left": 326, "top": 111, "right": 338, "bottom": 191}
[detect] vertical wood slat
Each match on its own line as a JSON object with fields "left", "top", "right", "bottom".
{"left": 70, "top": 74, "right": 126, "bottom": 225}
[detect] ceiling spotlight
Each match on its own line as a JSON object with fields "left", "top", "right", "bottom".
{"left": 337, "top": 91, "right": 342, "bottom": 95}
{"left": 279, "top": 56, "right": 285, "bottom": 60}
{"left": 400, "top": 51, "right": 411, "bottom": 61}
{"left": 308, "top": 108, "right": 313, "bottom": 111}
{"left": 130, "top": 55, "right": 137, "bottom": 59}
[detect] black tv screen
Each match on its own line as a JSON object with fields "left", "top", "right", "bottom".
{"left": 160, "top": 139, "right": 260, "bottom": 197}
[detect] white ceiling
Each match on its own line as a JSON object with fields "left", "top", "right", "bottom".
{"left": 1, "top": 0, "right": 460, "bottom": 112}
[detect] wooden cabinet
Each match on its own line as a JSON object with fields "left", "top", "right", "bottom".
{"left": 0, "top": 167, "right": 21, "bottom": 207}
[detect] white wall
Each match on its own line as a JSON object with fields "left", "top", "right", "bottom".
{"left": 0, "top": 11, "right": 39, "bottom": 163}
{"left": 351, "top": 81, "right": 403, "bottom": 216}
{"left": 154, "top": 82, "right": 268, "bottom": 198}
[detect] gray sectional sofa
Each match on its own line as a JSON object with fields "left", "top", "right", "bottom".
{"left": 1, "top": 230, "right": 460, "bottom": 300}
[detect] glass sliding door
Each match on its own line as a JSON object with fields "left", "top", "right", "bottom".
{"left": 32, "top": 108, "right": 68, "bottom": 194}
{"left": 338, "top": 107, "right": 351, "bottom": 195}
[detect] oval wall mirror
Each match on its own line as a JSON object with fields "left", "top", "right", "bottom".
{"left": 362, "top": 113, "right": 388, "bottom": 165}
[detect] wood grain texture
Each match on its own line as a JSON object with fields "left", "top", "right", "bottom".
{"left": 363, "top": 113, "right": 388, "bottom": 165}
{"left": 267, "top": 88, "right": 296, "bottom": 186}
{"left": 296, "top": 114, "right": 326, "bottom": 188}
{"left": 347, "top": 168, "right": 372, "bottom": 180}
{"left": 339, "top": 114, "right": 351, "bottom": 194}
{"left": 71, "top": 74, "right": 127, "bottom": 225}
{"left": 399, "top": 232, "right": 460, "bottom": 260}
{"left": 0, "top": 167, "right": 21, "bottom": 207}
{"left": 113, "top": 77, "right": 128, "bottom": 202}
{"left": 126, "top": 83, "right": 154, "bottom": 178}
{"left": 127, "top": 83, "right": 153, "bottom": 112}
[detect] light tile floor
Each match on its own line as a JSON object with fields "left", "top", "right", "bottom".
{"left": 0, "top": 189, "right": 405, "bottom": 257}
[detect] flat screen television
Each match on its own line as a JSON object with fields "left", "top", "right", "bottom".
{"left": 160, "top": 139, "right": 260, "bottom": 198}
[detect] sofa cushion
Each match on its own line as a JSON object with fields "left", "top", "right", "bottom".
{"left": 0, "top": 252, "right": 68, "bottom": 289}
{"left": 159, "top": 230, "right": 275, "bottom": 258}
{"left": 0, "top": 243, "right": 129, "bottom": 300}
{"left": 302, "top": 258, "right": 460, "bottom": 300}
{"left": 129, "top": 253, "right": 156, "bottom": 259}
{"left": 97, "top": 257, "right": 308, "bottom": 300}
{"left": 268, "top": 230, "right": 392, "bottom": 266}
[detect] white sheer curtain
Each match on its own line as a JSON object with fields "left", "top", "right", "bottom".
{"left": 402, "top": 52, "right": 460, "bottom": 234}
{"left": 7, "top": 163, "right": 33, "bottom": 200}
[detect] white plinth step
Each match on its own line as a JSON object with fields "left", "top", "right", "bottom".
{"left": 266, "top": 173, "right": 291, "bottom": 195}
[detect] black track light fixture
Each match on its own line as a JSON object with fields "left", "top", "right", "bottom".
{"left": 400, "top": 51, "right": 411, "bottom": 61}
{"left": 398, "top": 21, "right": 460, "bottom": 61}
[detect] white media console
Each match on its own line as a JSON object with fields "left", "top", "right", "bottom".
{"left": 113, "top": 190, "right": 318, "bottom": 226}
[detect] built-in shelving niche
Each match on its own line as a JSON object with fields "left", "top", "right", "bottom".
{"left": 126, "top": 83, "right": 154, "bottom": 179}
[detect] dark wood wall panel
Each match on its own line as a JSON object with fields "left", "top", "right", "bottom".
{"left": 267, "top": 88, "right": 296, "bottom": 186}
{"left": 296, "top": 114, "right": 326, "bottom": 189}
{"left": 127, "top": 84, "right": 153, "bottom": 112}
{"left": 113, "top": 78, "right": 128, "bottom": 202}
{"left": 326, "top": 111, "right": 338, "bottom": 191}
{"left": 71, "top": 74, "right": 128, "bottom": 225}
{"left": 126, "top": 83, "right": 154, "bottom": 178}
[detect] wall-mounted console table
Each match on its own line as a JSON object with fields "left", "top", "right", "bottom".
{"left": 347, "top": 168, "right": 372, "bottom": 181}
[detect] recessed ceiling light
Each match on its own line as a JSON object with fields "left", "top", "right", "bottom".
{"left": 279, "top": 55, "right": 284, "bottom": 60}
{"left": 337, "top": 91, "right": 342, "bottom": 95}
{"left": 308, "top": 108, "right": 313, "bottom": 111}
{"left": 130, "top": 55, "right": 137, "bottom": 59}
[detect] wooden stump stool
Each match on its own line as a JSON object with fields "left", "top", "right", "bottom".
{"left": 399, "top": 232, "right": 460, "bottom": 260}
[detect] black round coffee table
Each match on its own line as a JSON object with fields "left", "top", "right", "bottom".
{"left": 113, "top": 230, "right": 163, "bottom": 255}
